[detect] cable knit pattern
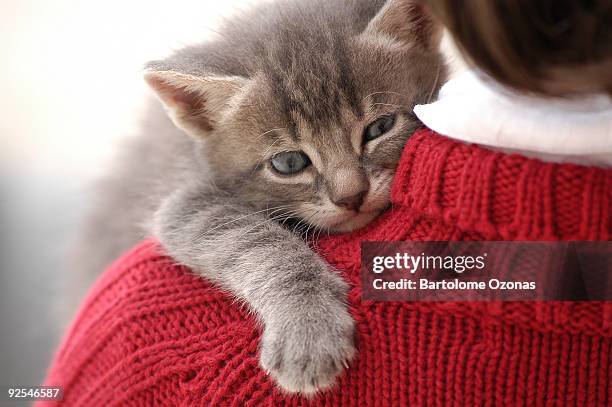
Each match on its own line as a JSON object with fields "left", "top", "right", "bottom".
{"left": 40, "top": 129, "right": 611, "bottom": 406}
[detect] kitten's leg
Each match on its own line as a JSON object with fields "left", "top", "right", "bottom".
{"left": 154, "top": 184, "right": 355, "bottom": 394}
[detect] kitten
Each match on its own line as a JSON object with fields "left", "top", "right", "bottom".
{"left": 73, "top": 0, "right": 443, "bottom": 394}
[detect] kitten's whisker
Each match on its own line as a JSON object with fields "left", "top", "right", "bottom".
{"left": 362, "top": 91, "right": 408, "bottom": 102}
{"left": 279, "top": 211, "right": 302, "bottom": 228}
{"left": 278, "top": 210, "right": 303, "bottom": 224}
{"left": 304, "top": 220, "right": 314, "bottom": 242}
{"left": 196, "top": 204, "right": 296, "bottom": 238}
{"left": 290, "top": 216, "right": 310, "bottom": 236}
{"left": 233, "top": 215, "right": 290, "bottom": 241}
{"left": 301, "top": 208, "right": 324, "bottom": 244}
{"left": 427, "top": 62, "right": 442, "bottom": 104}
{"left": 265, "top": 207, "right": 301, "bottom": 225}
{"left": 255, "top": 128, "right": 286, "bottom": 141}
{"left": 202, "top": 206, "right": 302, "bottom": 244}
{"left": 314, "top": 223, "right": 327, "bottom": 244}
{"left": 371, "top": 102, "right": 402, "bottom": 108}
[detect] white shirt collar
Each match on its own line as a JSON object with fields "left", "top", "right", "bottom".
{"left": 414, "top": 70, "right": 612, "bottom": 167}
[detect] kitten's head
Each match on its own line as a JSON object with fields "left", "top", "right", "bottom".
{"left": 145, "top": 0, "right": 444, "bottom": 233}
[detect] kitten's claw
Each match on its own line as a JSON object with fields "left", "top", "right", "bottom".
{"left": 260, "top": 323, "right": 355, "bottom": 395}
{"left": 259, "top": 291, "right": 356, "bottom": 395}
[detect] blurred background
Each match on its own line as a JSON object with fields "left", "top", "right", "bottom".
{"left": 0, "top": 0, "right": 259, "bottom": 388}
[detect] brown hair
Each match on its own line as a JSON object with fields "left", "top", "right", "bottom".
{"left": 424, "top": 0, "right": 612, "bottom": 96}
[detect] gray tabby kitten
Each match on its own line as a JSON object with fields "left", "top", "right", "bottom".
{"left": 74, "top": 0, "right": 443, "bottom": 394}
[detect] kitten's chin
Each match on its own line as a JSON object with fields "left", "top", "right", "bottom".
{"left": 328, "top": 211, "right": 381, "bottom": 233}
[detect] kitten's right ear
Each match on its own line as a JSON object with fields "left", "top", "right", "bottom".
{"left": 144, "top": 69, "right": 247, "bottom": 137}
{"left": 363, "top": 0, "right": 441, "bottom": 50}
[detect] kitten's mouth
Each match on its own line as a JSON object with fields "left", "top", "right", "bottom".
{"left": 329, "top": 210, "right": 382, "bottom": 233}
{"left": 289, "top": 198, "right": 391, "bottom": 234}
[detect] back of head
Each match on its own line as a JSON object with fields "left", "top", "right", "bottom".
{"left": 425, "top": 0, "right": 612, "bottom": 97}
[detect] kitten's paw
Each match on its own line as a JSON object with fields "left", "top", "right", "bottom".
{"left": 259, "top": 299, "right": 355, "bottom": 395}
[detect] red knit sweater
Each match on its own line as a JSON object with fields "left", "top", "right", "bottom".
{"left": 41, "top": 130, "right": 611, "bottom": 406}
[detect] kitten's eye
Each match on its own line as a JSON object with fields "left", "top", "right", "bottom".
{"left": 363, "top": 115, "right": 396, "bottom": 143}
{"left": 270, "top": 151, "right": 311, "bottom": 175}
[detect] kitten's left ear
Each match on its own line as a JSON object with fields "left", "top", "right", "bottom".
{"left": 363, "top": 0, "right": 441, "bottom": 49}
{"left": 144, "top": 68, "right": 248, "bottom": 138}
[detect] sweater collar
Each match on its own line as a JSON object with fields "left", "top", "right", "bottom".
{"left": 387, "top": 129, "right": 611, "bottom": 241}
{"left": 414, "top": 71, "right": 612, "bottom": 167}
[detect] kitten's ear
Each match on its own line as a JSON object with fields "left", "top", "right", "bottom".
{"left": 364, "top": 0, "right": 440, "bottom": 49}
{"left": 144, "top": 69, "right": 247, "bottom": 137}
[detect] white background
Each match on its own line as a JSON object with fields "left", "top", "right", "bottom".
{"left": 0, "top": 0, "right": 259, "bottom": 386}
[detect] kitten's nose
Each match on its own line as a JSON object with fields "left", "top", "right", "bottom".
{"left": 333, "top": 190, "right": 367, "bottom": 212}
{"left": 327, "top": 164, "right": 369, "bottom": 211}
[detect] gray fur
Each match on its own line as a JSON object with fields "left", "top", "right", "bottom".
{"left": 72, "top": 0, "right": 444, "bottom": 394}
{"left": 154, "top": 184, "right": 355, "bottom": 393}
